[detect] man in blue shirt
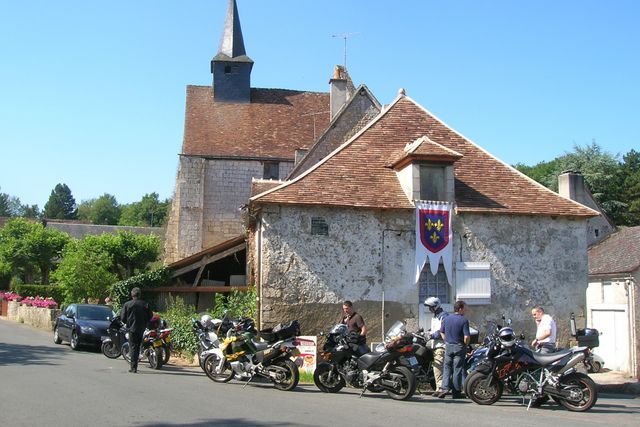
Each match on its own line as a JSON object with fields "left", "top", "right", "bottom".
{"left": 433, "top": 300, "right": 470, "bottom": 398}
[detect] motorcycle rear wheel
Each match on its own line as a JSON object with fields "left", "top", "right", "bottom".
{"left": 313, "top": 362, "right": 345, "bottom": 393}
{"left": 467, "top": 372, "right": 503, "bottom": 405}
{"left": 122, "top": 342, "right": 131, "bottom": 362}
{"left": 272, "top": 359, "right": 299, "bottom": 391}
{"left": 203, "top": 354, "right": 234, "bottom": 383}
{"left": 148, "top": 347, "right": 163, "bottom": 369}
{"left": 385, "top": 366, "right": 416, "bottom": 401}
{"left": 101, "top": 341, "right": 122, "bottom": 359}
{"left": 557, "top": 373, "right": 597, "bottom": 412}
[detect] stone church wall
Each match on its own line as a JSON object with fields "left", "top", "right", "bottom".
{"left": 165, "top": 156, "right": 293, "bottom": 263}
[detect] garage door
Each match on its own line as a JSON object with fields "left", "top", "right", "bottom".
{"left": 590, "top": 308, "right": 629, "bottom": 372}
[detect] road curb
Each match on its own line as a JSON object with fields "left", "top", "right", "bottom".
{"left": 596, "top": 382, "right": 640, "bottom": 396}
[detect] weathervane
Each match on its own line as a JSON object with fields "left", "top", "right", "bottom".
{"left": 331, "top": 32, "right": 359, "bottom": 69}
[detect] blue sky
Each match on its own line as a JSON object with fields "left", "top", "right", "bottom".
{"left": 1, "top": 1, "right": 638, "bottom": 209}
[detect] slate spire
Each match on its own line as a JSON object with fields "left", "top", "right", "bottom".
{"left": 211, "top": 0, "right": 253, "bottom": 103}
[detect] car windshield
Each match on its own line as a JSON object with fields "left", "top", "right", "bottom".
{"left": 77, "top": 306, "right": 113, "bottom": 321}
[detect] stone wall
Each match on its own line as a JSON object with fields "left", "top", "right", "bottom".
{"left": 256, "top": 206, "right": 589, "bottom": 344}
{"left": 165, "top": 156, "right": 293, "bottom": 263}
{"left": 6, "top": 301, "right": 60, "bottom": 331}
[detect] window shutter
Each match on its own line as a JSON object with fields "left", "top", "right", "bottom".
{"left": 455, "top": 262, "right": 491, "bottom": 305}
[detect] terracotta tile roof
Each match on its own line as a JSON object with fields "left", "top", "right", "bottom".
{"left": 251, "top": 95, "right": 598, "bottom": 218}
{"left": 182, "top": 86, "right": 330, "bottom": 159}
{"left": 588, "top": 226, "right": 640, "bottom": 275}
{"left": 251, "top": 179, "right": 283, "bottom": 197}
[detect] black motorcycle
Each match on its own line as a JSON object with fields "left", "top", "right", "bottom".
{"left": 101, "top": 316, "right": 127, "bottom": 359}
{"left": 314, "top": 323, "right": 417, "bottom": 400}
{"left": 465, "top": 326, "right": 598, "bottom": 412}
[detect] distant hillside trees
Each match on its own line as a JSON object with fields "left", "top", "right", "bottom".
{"left": 77, "top": 192, "right": 170, "bottom": 227}
{"left": 515, "top": 143, "right": 640, "bottom": 226}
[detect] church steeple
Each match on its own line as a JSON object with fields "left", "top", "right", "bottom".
{"left": 211, "top": 0, "right": 253, "bottom": 103}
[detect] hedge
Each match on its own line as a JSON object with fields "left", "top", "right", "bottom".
{"left": 109, "top": 267, "right": 172, "bottom": 312}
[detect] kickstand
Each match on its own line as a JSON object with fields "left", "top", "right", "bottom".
{"left": 526, "top": 396, "right": 533, "bottom": 411}
{"left": 242, "top": 375, "right": 255, "bottom": 389}
{"left": 359, "top": 386, "right": 368, "bottom": 398}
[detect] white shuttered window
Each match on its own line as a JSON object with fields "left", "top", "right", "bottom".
{"left": 455, "top": 262, "right": 491, "bottom": 305}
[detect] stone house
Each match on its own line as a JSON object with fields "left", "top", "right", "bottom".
{"left": 248, "top": 92, "right": 599, "bottom": 341}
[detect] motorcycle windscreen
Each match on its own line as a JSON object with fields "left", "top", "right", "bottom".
{"left": 384, "top": 321, "right": 406, "bottom": 343}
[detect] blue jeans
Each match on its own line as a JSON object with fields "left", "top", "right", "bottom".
{"left": 442, "top": 343, "right": 466, "bottom": 392}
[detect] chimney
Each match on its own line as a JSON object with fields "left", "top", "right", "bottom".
{"left": 329, "top": 65, "right": 348, "bottom": 119}
{"left": 558, "top": 170, "right": 586, "bottom": 203}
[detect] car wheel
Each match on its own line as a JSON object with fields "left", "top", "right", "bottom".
{"left": 53, "top": 327, "right": 62, "bottom": 344}
{"left": 70, "top": 330, "right": 79, "bottom": 350}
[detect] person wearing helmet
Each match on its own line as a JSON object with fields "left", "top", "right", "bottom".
{"left": 424, "top": 296, "right": 449, "bottom": 392}
{"left": 200, "top": 314, "right": 213, "bottom": 330}
{"left": 433, "top": 300, "right": 470, "bottom": 399}
{"left": 531, "top": 305, "right": 557, "bottom": 353}
{"left": 498, "top": 327, "right": 517, "bottom": 347}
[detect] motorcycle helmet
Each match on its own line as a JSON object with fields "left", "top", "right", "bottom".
{"left": 424, "top": 297, "right": 441, "bottom": 309}
{"left": 498, "top": 327, "right": 516, "bottom": 347}
{"left": 200, "top": 314, "right": 213, "bottom": 329}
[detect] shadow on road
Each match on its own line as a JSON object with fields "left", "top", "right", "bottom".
{"left": 0, "top": 342, "right": 68, "bottom": 366}
{"left": 135, "top": 419, "right": 308, "bottom": 427}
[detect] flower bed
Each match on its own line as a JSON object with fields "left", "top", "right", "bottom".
{"left": 0, "top": 292, "right": 59, "bottom": 315}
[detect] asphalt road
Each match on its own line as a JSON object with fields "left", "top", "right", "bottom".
{"left": 1, "top": 318, "right": 638, "bottom": 427}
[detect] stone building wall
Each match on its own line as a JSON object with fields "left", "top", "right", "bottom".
{"left": 256, "top": 206, "right": 588, "bottom": 343}
{"left": 165, "top": 156, "right": 293, "bottom": 264}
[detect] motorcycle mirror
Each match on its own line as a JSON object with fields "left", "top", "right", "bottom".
{"left": 506, "top": 318, "right": 512, "bottom": 325}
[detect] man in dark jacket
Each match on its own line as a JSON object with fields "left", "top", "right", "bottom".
{"left": 120, "top": 287, "right": 152, "bottom": 373}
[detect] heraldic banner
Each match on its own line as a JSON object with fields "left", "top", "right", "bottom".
{"left": 414, "top": 201, "right": 453, "bottom": 284}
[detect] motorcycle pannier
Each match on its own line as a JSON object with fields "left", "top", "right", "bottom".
{"left": 273, "top": 320, "right": 300, "bottom": 340}
{"left": 576, "top": 328, "right": 599, "bottom": 348}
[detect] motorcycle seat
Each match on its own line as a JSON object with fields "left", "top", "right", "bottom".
{"left": 531, "top": 348, "right": 573, "bottom": 365}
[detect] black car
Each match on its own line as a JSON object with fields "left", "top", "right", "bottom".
{"left": 53, "top": 304, "right": 115, "bottom": 350}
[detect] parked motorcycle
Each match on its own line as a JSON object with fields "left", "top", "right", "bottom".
{"left": 465, "top": 326, "right": 598, "bottom": 412}
{"left": 122, "top": 327, "right": 165, "bottom": 370}
{"left": 101, "top": 316, "right": 127, "bottom": 359}
{"left": 203, "top": 318, "right": 301, "bottom": 391}
{"left": 192, "top": 314, "right": 235, "bottom": 370}
{"left": 314, "top": 322, "right": 417, "bottom": 400}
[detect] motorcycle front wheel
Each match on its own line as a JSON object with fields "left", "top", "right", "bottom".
{"left": 161, "top": 346, "right": 171, "bottom": 365}
{"left": 101, "top": 340, "right": 122, "bottom": 359}
{"left": 467, "top": 372, "right": 503, "bottom": 405}
{"left": 557, "top": 373, "right": 598, "bottom": 412}
{"left": 203, "top": 354, "right": 234, "bottom": 383}
{"left": 313, "top": 362, "right": 345, "bottom": 393}
{"left": 272, "top": 359, "right": 299, "bottom": 391}
{"left": 384, "top": 366, "right": 416, "bottom": 401}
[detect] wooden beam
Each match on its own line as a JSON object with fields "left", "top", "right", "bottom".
{"left": 147, "top": 286, "right": 249, "bottom": 293}
{"left": 170, "top": 244, "right": 245, "bottom": 278}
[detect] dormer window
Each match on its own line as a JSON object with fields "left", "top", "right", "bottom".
{"left": 420, "top": 165, "right": 446, "bottom": 201}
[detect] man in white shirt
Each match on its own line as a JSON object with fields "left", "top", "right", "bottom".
{"left": 424, "top": 297, "right": 449, "bottom": 392}
{"left": 531, "top": 305, "right": 557, "bottom": 353}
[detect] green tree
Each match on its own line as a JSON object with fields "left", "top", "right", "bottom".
{"left": 619, "top": 149, "right": 640, "bottom": 225}
{"left": 119, "top": 193, "right": 169, "bottom": 227}
{"left": 0, "top": 188, "right": 30, "bottom": 217}
{"left": 43, "top": 183, "right": 78, "bottom": 220}
{"left": 0, "top": 190, "right": 10, "bottom": 216}
{"left": 108, "top": 231, "right": 161, "bottom": 279}
{"left": 52, "top": 239, "right": 117, "bottom": 305}
{"left": 0, "top": 218, "right": 70, "bottom": 284}
{"left": 21, "top": 204, "right": 41, "bottom": 219}
{"left": 78, "top": 194, "right": 121, "bottom": 225}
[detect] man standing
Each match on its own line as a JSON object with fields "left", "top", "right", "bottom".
{"left": 434, "top": 300, "right": 469, "bottom": 399}
{"left": 531, "top": 305, "right": 557, "bottom": 353}
{"left": 121, "top": 287, "right": 152, "bottom": 373}
{"left": 341, "top": 300, "right": 368, "bottom": 354}
{"left": 424, "top": 297, "right": 448, "bottom": 392}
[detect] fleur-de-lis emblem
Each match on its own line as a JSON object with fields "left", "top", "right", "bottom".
{"left": 429, "top": 231, "right": 440, "bottom": 244}
{"left": 425, "top": 218, "right": 444, "bottom": 232}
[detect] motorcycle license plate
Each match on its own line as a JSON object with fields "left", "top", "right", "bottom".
{"left": 164, "top": 336, "right": 172, "bottom": 343}
{"left": 407, "top": 356, "right": 419, "bottom": 366}
{"left": 153, "top": 341, "right": 163, "bottom": 347}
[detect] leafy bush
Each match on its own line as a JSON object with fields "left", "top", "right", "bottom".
{"left": 10, "top": 284, "right": 64, "bottom": 305}
{"left": 210, "top": 287, "right": 257, "bottom": 319}
{"left": 109, "top": 267, "right": 172, "bottom": 312}
{"left": 157, "top": 295, "right": 198, "bottom": 358}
